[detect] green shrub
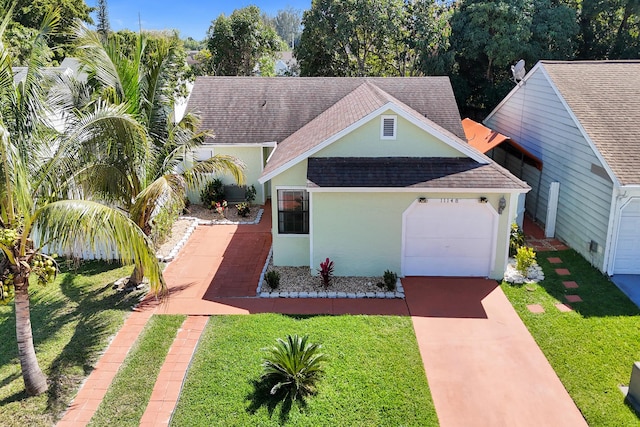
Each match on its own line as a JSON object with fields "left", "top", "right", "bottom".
{"left": 236, "top": 202, "right": 251, "bottom": 217}
{"left": 515, "top": 246, "right": 537, "bottom": 275}
{"left": 261, "top": 334, "right": 327, "bottom": 401}
{"left": 382, "top": 270, "right": 397, "bottom": 291}
{"left": 509, "top": 223, "right": 526, "bottom": 257}
{"left": 200, "top": 178, "right": 225, "bottom": 209}
{"left": 150, "top": 204, "right": 179, "bottom": 248}
{"left": 265, "top": 270, "right": 280, "bottom": 289}
{"left": 245, "top": 184, "right": 257, "bottom": 204}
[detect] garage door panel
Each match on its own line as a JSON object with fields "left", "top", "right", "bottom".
{"left": 405, "top": 238, "right": 491, "bottom": 258}
{"left": 403, "top": 201, "right": 496, "bottom": 277}
{"left": 614, "top": 199, "right": 640, "bottom": 274}
{"left": 405, "top": 256, "right": 492, "bottom": 276}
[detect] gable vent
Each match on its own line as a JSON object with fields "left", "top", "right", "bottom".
{"left": 381, "top": 115, "right": 397, "bottom": 139}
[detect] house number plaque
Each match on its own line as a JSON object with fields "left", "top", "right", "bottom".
{"left": 440, "top": 198, "right": 459, "bottom": 203}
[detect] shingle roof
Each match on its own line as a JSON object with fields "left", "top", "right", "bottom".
{"left": 186, "top": 76, "right": 466, "bottom": 144}
{"left": 307, "top": 157, "right": 530, "bottom": 190}
{"left": 261, "top": 82, "right": 476, "bottom": 179}
{"left": 541, "top": 60, "right": 640, "bottom": 185}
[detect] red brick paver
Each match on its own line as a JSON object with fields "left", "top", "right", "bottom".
{"left": 57, "top": 309, "right": 153, "bottom": 426}
{"left": 565, "top": 295, "right": 583, "bottom": 303}
{"left": 556, "top": 303, "right": 574, "bottom": 312}
{"left": 555, "top": 268, "right": 571, "bottom": 276}
{"left": 527, "top": 304, "right": 545, "bottom": 313}
{"left": 563, "top": 281, "right": 579, "bottom": 289}
{"left": 547, "top": 257, "right": 563, "bottom": 264}
{"left": 139, "top": 316, "right": 208, "bottom": 426}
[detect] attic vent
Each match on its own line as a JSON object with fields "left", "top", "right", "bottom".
{"left": 381, "top": 115, "right": 397, "bottom": 140}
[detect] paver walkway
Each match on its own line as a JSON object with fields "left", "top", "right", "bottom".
{"left": 58, "top": 206, "right": 588, "bottom": 426}
{"left": 523, "top": 216, "right": 569, "bottom": 251}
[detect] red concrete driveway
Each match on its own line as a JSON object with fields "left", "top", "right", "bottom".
{"left": 404, "top": 277, "right": 587, "bottom": 427}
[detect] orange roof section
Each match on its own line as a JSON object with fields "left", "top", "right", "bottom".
{"left": 462, "top": 118, "right": 510, "bottom": 153}
{"left": 462, "top": 118, "right": 542, "bottom": 170}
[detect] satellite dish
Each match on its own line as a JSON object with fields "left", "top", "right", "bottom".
{"left": 511, "top": 59, "right": 526, "bottom": 83}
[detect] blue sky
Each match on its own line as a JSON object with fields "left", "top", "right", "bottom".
{"left": 92, "top": 1, "right": 311, "bottom": 40}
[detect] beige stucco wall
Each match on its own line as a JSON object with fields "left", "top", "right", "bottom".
{"left": 270, "top": 161, "right": 309, "bottom": 266}
{"left": 316, "top": 110, "right": 463, "bottom": 158}
{"left": 310, "top": 191, "right": 515, "bottom": 279}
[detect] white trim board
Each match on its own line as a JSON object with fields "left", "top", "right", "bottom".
{"left": 306, "top": 187, "right": 528, "bottom": 194}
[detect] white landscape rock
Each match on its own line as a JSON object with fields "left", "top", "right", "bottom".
{"left": 503, "top": 258, "right": 545, "bottom": 284}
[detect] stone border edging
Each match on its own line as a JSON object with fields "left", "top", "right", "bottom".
{"left": 157, "top": 218, "right": 199, "bottom": 263}
{"left": 183, "top": 208, "right": 264, "bottom": 226}
{"left": 256, "top": 246, "right": 405, "bottom": 299}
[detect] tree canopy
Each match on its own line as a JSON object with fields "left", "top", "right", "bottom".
{"left": 206, "top": 5, "right": 283, "bottom": 76}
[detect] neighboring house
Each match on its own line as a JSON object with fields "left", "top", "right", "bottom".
{"left": 485, "top": 60, "right": 640, "bottom": 275}
{"left": 188, "top": 77, "right": 529, "bottom": 279}
{"left": 462, "top": 118, "right": 542, "bottom": 228}
{"left": 274, "top": 51, "right": 298, "bottom": 76}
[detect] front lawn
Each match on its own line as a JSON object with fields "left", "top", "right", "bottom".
{"left": 171, "top": 314, "right": 437, "bottom": 426}
{"left": 0, "top": 261, "right": 141, "bottom": 427}
{"left": 502, "top": 249, "right": 640, "bottom": 426}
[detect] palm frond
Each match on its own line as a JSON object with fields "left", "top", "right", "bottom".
{"left": 30, "top": 199, "right": 165, "bottom": 296}
{"left": 130, "top": 174, "right": 186, "bottom": 230}
{"left": 186, "top": 154, "right": 246, "bottom": 188}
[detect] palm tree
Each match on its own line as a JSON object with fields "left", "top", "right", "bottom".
{"left": 74, "top": 26, "right": 245, "bottom": 284}
{"left": 0, "top": 8, "right": 166, "bottom": 395}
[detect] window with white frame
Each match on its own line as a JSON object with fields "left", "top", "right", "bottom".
{"left": 277, "top": 189, "right": 309, "bottom": 234}
{"left": 381, "top": 115, "right": 397, "bottom": 139}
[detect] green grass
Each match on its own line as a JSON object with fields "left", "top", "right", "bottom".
{"left": 502, "top": 249, "right": 640, "bottom": 426}
{"left": 0, "top": 261, "right": 142, "bottom": 427}
{"left": 89, "top": 314, "right": 186, "bottom": 426}
{"left": 171, "top": 314, "right": 437, "bottom": 426}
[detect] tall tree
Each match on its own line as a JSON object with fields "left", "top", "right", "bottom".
{"left": 10, "top": 0, "right": 92, "bottom": 62}
{"left": 576, "top": 0, "right": 640, "bottom": 59}
{"left": 96, "top": 0, "right": 110, "bottom": 41}
{"left": 449, "top": 0, "right": 578, "bottom": 117}
{"left": 0, "top": 7, "right": 165, "bottom": 395}
{"left": 272, "top": 7, "right": 302, "bottom": 49}
{"left": 206, "top": 6, "right": 283, "bottom": 76}
{"left": 75, "top": 26, "right": 245, "bottom": 284}
{"left": 295, "top": 0, "right": 408, "bottom": 77}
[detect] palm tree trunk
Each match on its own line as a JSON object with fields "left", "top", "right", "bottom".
{"left": 14, "top": 278, "right": 48, "bottom": 395}
{"left": 128, "top": 265, "right": 145, "bottom": 285}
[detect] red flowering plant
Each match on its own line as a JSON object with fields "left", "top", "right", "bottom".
{"left": 319, "top": 258, "right": 334, "bottom": 288}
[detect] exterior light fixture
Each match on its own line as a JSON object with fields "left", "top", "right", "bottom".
{"left": 498, "top": 196, "right": 507, "bottom": 214}
{"left": 418, "top": 197, "right": 427, "bottom": 203}
{"left": 479, "top": 196, "right": 488, "bottom": 203}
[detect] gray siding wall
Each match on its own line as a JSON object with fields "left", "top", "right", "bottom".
{"left": 485, "top": 68, "right": 613, "bottom": 269}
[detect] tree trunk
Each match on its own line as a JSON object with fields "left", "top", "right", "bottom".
{"left": 128, "top": 264, "right": 145, "bottom": 285}
{"left": 14, "top": 278, "right": 48, "bottom": 395}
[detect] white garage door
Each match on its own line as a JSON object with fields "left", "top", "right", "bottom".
{"left": 403, "top": 200, "right": 497, "bottom": 277}
{"left": 614, "top": 199, "right": 640, "bottom": 274}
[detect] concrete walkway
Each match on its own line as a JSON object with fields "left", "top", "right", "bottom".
{"left": 58, "top": 205, "right": 587, "bottom": 426}
{"left": 404, "top": 278, "right": 587, "bottom": 426}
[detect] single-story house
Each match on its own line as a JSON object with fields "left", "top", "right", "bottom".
{"left": 187, "top": 77, "right": 529, "bottom": 279}
{"left": 485, "top": 60, "right": 640, "bottom": 275}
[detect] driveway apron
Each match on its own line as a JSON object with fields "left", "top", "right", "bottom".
{"left": 404, "top": 277, "right": 587, "bottom": 427}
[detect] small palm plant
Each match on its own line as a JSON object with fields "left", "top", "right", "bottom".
{"left": 261, "top": 335, "right": 327, "bottom": 401}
